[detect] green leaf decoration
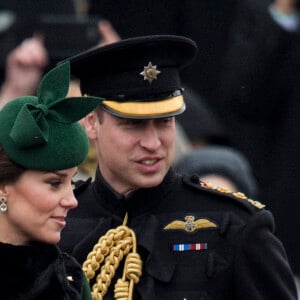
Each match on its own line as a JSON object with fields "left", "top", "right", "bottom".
{"left": 37, "top": 61, "right": 70, "bottom": 106}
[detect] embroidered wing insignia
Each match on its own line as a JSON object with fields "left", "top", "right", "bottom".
{"left": 164, "top": 215, "right": 217, "bottom": 232}
{"left": 164, "top": 220, "right": 186, "bottom": 230}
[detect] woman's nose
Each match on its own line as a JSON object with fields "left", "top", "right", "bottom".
{"left": 61, "top": 189, "right": 78, "bottom": 209}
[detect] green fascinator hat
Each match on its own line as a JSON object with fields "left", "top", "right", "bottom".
{"left": 0, "top": 61, "right": 103, "bottom": 171}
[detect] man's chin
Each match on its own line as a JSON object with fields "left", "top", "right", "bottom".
{"left": 137, "top": 173, "right": 166, "bottom": 188}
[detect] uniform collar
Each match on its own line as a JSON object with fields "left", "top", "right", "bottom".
{"left": 92, "top": 167, "right": 178, "bottom": 218}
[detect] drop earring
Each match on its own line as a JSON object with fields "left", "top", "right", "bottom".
{"left": 0, "top": 197, "right": 7, "bottom": 212}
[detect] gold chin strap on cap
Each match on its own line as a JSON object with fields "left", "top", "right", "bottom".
{"left": 82, "top": 213, "right": 143, "bottom": 300}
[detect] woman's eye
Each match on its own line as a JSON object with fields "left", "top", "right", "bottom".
{"left": 48, "top": 180, "right": 62, "bottom": 188}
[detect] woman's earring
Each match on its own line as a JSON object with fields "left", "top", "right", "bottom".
{"left": 0, "top": 197, "right": 7, "bottom": 212}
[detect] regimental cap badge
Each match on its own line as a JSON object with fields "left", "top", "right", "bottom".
{"left": 140, "top": 62, "right": 161, "bottom": 84}
{"left": 164, "top": 215, "right": 217, "bottom": 232}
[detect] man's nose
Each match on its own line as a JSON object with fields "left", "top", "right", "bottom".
{"left": 140, "top": 123, "right": 161, "bottom": 150}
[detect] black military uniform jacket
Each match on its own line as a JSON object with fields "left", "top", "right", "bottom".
{"left": 1, "top": 242, "right": 88, "bottom": 300}
{"left": 60, "top": 168, "right": 297, "bottom": 299}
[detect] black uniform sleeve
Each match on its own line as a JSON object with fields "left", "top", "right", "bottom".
{"left": 234, "top": 209, "right": 297, "bottom": 299}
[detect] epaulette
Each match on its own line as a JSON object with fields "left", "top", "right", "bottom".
{"left": 72, "top": 177, "right": 92, "bottom": 194}
{"left": 182, "top": 174, "right": 265, "bottom": 211}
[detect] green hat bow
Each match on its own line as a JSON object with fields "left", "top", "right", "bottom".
{"left": 0, "top": 61, "right": 103, "bottom": 170}
{"left": 9, "top": 61, "right": 101, "bottom": 148}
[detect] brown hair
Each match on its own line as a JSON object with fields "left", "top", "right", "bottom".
{"left": 0, "top": 145, "right": 27, "bottom": 184}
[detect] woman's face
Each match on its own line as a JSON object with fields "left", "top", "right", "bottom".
{"left": 0, "top": 167, "right": 78, "bottom": 245}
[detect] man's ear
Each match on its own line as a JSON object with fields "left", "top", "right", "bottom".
{"left": 81, "top": 111, "right": 99, "bottom": 140}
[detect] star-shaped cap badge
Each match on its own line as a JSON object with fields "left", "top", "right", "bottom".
{"left": 140, "top": 62, "right": 161, "bottom": 84}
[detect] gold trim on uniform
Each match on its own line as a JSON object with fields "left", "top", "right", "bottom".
{"left": 247, "top": 199, "right": 266, "bottom": 209}
{"left": 216, "top": 187, "right": 232, "bottom": 194}
{"left": 232, "top": 192, "right": 247, "bottom": 200}
{"left": 199, "top": 180, "right": 265, "bottom": 209}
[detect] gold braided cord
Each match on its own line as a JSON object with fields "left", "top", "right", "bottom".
{"left": 82, "top": 214, "right": 142, "bottom": 300}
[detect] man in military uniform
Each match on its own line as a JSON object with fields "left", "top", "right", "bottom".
{"left": 59, "top": 35, "right": 297, "bottom": 299}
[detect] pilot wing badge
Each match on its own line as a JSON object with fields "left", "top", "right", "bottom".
{"left": 164, "top": 215, "right": 217, "bottom": 232}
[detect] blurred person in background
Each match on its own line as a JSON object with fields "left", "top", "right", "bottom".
{"left": 0, "top": 17, "right": 119, "bottom": 109}
{"left": 217, "top": 0, "right": 300, "bottom": 284}
{"left": 175, "top": 145, "right": 258, "bottom": 199}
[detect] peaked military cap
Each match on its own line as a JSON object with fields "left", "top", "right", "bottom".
{"left": 0, "top": 62, "right": 103, "bottom": 171}
{"left": 67, "top": 35, "right": 198, "bottom": 119}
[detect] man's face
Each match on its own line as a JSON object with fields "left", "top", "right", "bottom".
{"left": 87, "top": 110, "right": 176, "bottom": 195}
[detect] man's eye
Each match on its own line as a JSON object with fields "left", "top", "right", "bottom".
{"left": 163, "top": 117, "right": 172, "bottom": 122}
{"left": 126, "top": 119, "right": 142, "bottom": 125}
{"left": 158, "top": 117, "right": 173, "bottom": 124}
{"left": 119, "top": 119, "right": 142, "bottom": 126}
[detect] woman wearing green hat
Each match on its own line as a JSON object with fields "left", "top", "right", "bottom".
{"left": 0, "top": 61, "right": 103, "bottom": 299}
